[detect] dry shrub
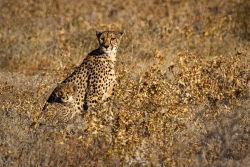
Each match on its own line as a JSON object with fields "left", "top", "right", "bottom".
{"left": 58, "top": 47, "right": 249, "bottom": 166}
{"left": 172, "top": 50, "right": 249, "bottom": 107}
{"left": 1, "top": 0, "right": 249, "bottom": 74}
{"left": 1, "top": 0, "right": 250, "bottom": 166}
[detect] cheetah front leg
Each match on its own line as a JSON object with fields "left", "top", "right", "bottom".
{"left": 85, "top": 82, "right": 116, "bottom": 111}
{"left": 101, "top": 81, "right": 116, "bottom": 102}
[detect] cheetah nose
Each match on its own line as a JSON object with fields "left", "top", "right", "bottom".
{"left": 104, "top": 45, "right": 109, "bottom": 49}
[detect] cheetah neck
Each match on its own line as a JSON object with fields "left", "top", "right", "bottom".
{"left": 107, "top": 52, "right": 117, "bottom": 63}
{"left": 97, "top": 48, "right": 117, "bottom": 62}
{"left": 89, "top": 48, "right": 117, "bottom": 62}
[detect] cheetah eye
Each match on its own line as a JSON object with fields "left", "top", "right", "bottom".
{"left": 111, "top": 38, "right": 116, "bottom": 41}
{"left": 100, "top": 37, "right": 104, "bottom": 41}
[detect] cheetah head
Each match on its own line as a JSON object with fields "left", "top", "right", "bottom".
{"left": 56, "top": 83, "right": 77, "bottom": 103}
{"left": 96, "top": 30, "right": 123, "bottom": 54}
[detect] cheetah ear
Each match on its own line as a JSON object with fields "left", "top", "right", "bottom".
{"left": 57, "top": 83, "right": 61, "bottom": 89}
{"left": 118, "top": 32, "right": 123, "bottom": 35}
{"left": 96, "top": 31, "right": 102, "bottom": 38}
{"left": 116, "top": 31, "right": 123, "bottom": 38}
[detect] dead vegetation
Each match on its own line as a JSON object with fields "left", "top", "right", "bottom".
{"left": 0, "top": 0, "right": 250, "bottom": 166}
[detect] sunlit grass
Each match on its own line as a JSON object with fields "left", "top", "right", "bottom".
{"left": 0, "top": 0, "right": 249, "bottom": 166}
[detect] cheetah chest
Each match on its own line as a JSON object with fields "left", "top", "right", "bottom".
{"left": 88, "top": 58, "right": 116, "bottom": 100}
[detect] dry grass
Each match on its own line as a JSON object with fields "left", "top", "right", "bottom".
{"left": 0, "top": 0, "right": 250, "bottom": 166}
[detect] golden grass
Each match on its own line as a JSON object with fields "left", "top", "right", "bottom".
{"left": 0, "top": 0, "right": 250, "bottom": 166}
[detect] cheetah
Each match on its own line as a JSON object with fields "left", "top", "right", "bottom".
{"left": 45, "top": 82, "right": 77, "bottom": 104}
{"left": 44, "top": 30, "right": 123, "bottom": 113}
{"left": 38, "top": 82, "right": 78, "bottom": 127}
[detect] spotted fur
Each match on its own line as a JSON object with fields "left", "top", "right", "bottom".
{"left": 39, "top": 82, "right": 78, "bottom": 126}
{"left": 44, "top": 30, "right": 123, "bottom": 113}
{"left": 47, "top": 82, "right": 77, "bottom": 103}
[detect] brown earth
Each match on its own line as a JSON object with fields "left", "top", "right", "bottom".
{"left": 0, "top": 0, "right": 250, "bottom": 166}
